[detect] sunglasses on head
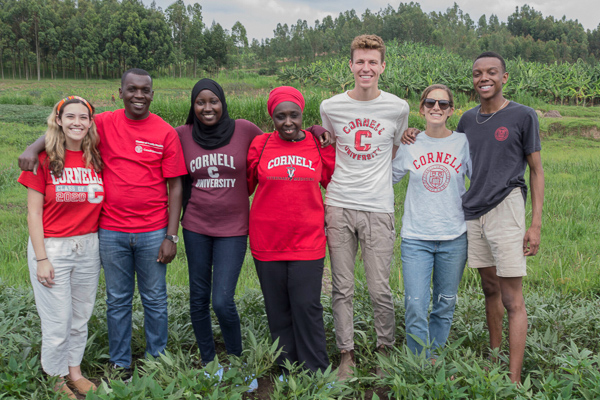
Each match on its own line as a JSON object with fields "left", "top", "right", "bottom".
{"left": 424, "top": 98, "right": 451, "bottom": 110}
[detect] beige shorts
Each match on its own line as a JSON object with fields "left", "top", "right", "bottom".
{"left": 466, "top": 188, "right": 527, "bottom": 277}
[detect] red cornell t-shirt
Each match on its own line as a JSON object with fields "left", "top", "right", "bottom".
{"left": 94, "top": 110, "right": 187, "bottom": 232}
{"left": 18, "top": 150, "right": 104, "bottom": 237}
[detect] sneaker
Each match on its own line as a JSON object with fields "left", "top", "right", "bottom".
{"left": 336, "top": 350, "right": 355, "bottom": 381}
{"left": 109, "top": 362, "right": 133, "bottom": 383}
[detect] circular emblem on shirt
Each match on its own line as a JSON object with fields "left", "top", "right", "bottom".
{"left": 422, "top": 165, "right": 450, "bottom": 193}
{"left": 135, "top": 145, "right": 143, "bottom": 153}
{"left": 495, "top": 127, "right": 509, "bottom": 141}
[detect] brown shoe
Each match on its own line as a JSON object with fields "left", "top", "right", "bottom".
{"left": 54, "top": 380, "right": 76, "bottom": 399}
{"left": 375, "top": 345, "right": 391, "bottom": 378}
{"left": 67, "top": 377, "right": 97, "bottom": 395}
{"left": 337, "top": 349, "right": 355, "bottom": 381}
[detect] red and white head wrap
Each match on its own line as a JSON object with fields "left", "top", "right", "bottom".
{"left": 267, "top": 86, "right": 305, "bottom": 117}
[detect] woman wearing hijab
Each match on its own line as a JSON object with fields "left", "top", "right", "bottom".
{"left": 247, "top": 86, "right": 336, "bottom": 372}
{"left": 176, "top": 79, "right": 263, "bottom": 365}
{"left": 176, "top": 79, "right": 329, "bottom": 365}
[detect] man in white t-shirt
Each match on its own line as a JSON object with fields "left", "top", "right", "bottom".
{"left": 320, "top": 34, "right": 409, "bottom": 380}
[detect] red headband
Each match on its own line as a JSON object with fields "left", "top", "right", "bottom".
{"left": 57, "top": 96, "right": 93, "bottom": 115}
{"left": 267, "top": 86, "right": 305, "bottom": 117}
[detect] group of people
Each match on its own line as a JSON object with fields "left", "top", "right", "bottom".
{"left": 18, "top": 34, "right": 543, "bottom": 397}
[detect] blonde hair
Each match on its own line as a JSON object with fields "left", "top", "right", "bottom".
{"left": 45, "top": 97, "right": 103, "bottom": 177}
{"left": 350, "top": 34, "right": 386, "bottom": 62}
{"left": 419, "top": 84, "right": 455, "bottom": 116}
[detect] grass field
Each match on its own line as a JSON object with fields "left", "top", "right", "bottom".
{"left": 1, "top": 77, "right": 600, "bottom": 399}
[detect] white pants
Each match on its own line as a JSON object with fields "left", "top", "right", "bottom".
{"left": 28, "top": 233, "right": 101, "bottom": 376}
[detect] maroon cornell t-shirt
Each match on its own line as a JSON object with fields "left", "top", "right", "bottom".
{"left": 176, "top": 119, "right": 264, "bottom": 237}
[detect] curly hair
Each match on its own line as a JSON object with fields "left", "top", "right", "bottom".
{"left": 45, "top": 96, "right": 103, "bottom": 178}
{"left": 350, "top": 34, "right": 386, "bottom": 62}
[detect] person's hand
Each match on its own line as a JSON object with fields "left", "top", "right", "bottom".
{"left": 401, "top": 128, "right": 421, "bottom": 145}
{"left": 523, "top": 226, "right": 541, "bottom": 256}
{"left": 157, "top": 239, "right": 177, "bottom": 264}
{"left": 318, "top": 131, "right": 335, "bottom": 148}
{"left": 37, "top": 260, "right": 55, "bottom": 288}
{"left": 19, "top": 147, "right": 39, "bottom": 174}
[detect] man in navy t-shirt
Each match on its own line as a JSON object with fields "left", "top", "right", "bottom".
{"left": 404, "top": 52, "right": 544, "bottom": 384}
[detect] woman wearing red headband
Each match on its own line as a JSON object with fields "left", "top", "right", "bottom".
{"left": 18, "top": 96, "right": 103, "bottom": 399}
{"left": 247, "top": 86, "right": 336, "bottom": 372}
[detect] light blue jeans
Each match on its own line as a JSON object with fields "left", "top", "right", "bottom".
{"left": 401, "top": 233, "right": 467, "bottom": 356}
{"left": 99, "top": 227, "right": 168, "bottom": 368}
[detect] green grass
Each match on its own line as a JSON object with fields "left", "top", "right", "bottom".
{"left": 1, "top": 79, "right": 600, "bottom": 398}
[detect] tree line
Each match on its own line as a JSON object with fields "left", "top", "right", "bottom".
{"left": 1, "top": 0, "right": 599, "bottom": 81}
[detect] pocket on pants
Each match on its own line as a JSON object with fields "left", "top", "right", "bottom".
{"left": 368, "top": 212, "right": 396, "bottom": 251}
{"left": 44, "top": 237, "right": 73, "bottom": 258}
{"left": 325, "top": 206, "right": 351, "bottom": 248}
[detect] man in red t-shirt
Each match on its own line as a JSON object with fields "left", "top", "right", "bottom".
{"left": 19, "top": 69, "right": 187, "bottom": 377}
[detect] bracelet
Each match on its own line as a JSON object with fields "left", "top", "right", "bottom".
{"left": 36, "top": 257, "right": 48, "bottom": 262}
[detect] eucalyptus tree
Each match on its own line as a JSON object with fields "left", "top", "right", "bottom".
{"left": 184, "top": 3, "right": 204, "bottom": 78}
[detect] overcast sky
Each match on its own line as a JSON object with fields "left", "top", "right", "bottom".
{"left": 145, "top": 0, "right": 599, "bottom": 41}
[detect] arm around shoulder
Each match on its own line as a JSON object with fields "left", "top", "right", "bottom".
{"left": 19, "top": 135, "right": 46, "bottom": 173}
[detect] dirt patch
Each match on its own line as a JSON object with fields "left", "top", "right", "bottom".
{"left": 243, "top": 375, "right": 274, "bottom": 399}
{"left": 544, "top": 123, "right": 600, "bottom": 140}
{"left": 543, "top": 110, "right": 562, "bottom": 118}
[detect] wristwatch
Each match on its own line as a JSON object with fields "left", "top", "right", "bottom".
{"left": 165, "top": 234, "right": 179, "bottom": 244}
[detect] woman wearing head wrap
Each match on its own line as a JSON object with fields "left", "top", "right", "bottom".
{"left": 176, "top": 80, "right": 330, "bottom": 367}
{"left": 176, "top": 79, "right": 263, "bottom": 366}
{"left": 247, "top": 86, "right": 336, "bottom": 372}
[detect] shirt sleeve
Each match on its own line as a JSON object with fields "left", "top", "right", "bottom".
{"left": 319, "top": 141, "right": 336, "bottom": 188}
{"left": 161, "top": 128, "right": 188, "bottom": 178}
{"left": 392, "top": 144, "right": 408, "bottom": 185}
{"left": 393, "top": 103, "right": 409, "bottom": 147}
{"left": 306, "top": 125, "right": 326, "bottom": 137}
{"left": 18, "top": 154, "right": 46, "bottom": 194}
{"left": 463, "top": 140, "right": 473, "bottom": 181}
{"left": 319, "top": 102, "right": 335, "bottom": 136}
{"left": 247, "top": 134, "right": 267, "bottom": 195}
{"left": 520, "top": 108, "right": 541, "bottom": 155}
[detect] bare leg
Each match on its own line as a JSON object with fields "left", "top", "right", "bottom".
{"left": 478, "top": 267, "right": 504, "bottom": 352}
{"left": 68, "top": 365, "right": 83, "bottom": 381}
{"left": 499, "top": 276, "right": 527, "bottom": 384}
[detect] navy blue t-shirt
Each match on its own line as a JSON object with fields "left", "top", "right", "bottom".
{"left": 457, "top": 101, "right": 541, "bottom": 220}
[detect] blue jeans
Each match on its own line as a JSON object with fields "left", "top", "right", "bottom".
{"left": 183, "top": 229, "right": 246, "bottom": 363}
{"left": 99, "top": 227, "right": 168, "bottom": 368}
{"left": 401, "top": 233, "right": 467, "bottom": 356}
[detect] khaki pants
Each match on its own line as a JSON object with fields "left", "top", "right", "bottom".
{"left": 325, "top": 205, "right": 396, "bottom": 351}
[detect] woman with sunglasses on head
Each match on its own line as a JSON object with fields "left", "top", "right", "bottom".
{"left": 247, "top": 86, "right": 335, "bottom": 373}
{"left": 392, "top": 84, "right": 471, "bottom": 357}
{"left": 18, "top": 96, "right": 103, "bottom": 399}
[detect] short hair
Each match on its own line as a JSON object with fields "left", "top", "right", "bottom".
{"left": 419, "top": 84, "right": 454, "bottom": 116}
{"left": 474, "top": 52, "right": 506, "bottom": 73}
{"left": 121, "top": 68, "right": 152, "bottom": 87}
{"left": 350, "top": 34, "right": 385, "bottom": 62}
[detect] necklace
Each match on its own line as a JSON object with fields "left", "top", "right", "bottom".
{"left": 475, "top": 99, "right": 509, "bottom": 125}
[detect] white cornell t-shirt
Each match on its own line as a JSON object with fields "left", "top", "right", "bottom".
{"left": 320, "top": 91, "right": 409, "bottom": 213}
{"left": 392, "top": 131, "right": 472, "bottom": 240}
